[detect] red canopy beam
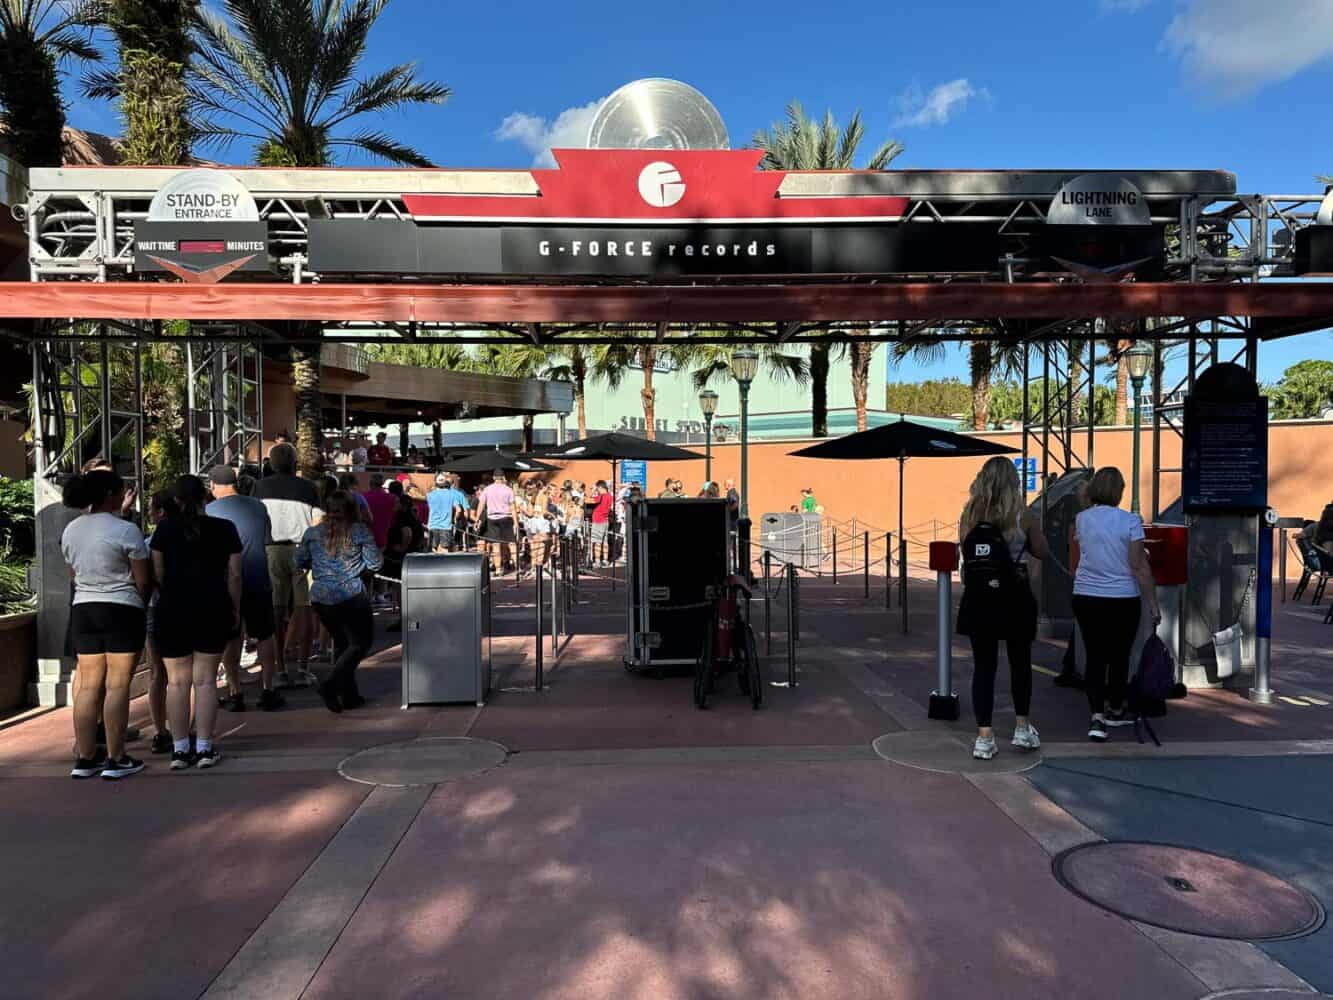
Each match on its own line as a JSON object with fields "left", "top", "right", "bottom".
{"left": 2, "top": 281, "right": 1333, "bottom": 325}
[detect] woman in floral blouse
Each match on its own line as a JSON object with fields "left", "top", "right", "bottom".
{"left": 294, "top": 491, "right": 383, "bottom": 713}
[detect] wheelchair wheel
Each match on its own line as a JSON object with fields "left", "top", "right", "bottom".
{"left": 694, "top": 616, "right": 715, "bottom": 710}
{"left": 743, "top": 623, "right": 763, "bottom": 709}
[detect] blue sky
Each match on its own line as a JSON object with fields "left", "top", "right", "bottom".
{"left": 68, "top": 0, "right": 1333, "bottom": 383}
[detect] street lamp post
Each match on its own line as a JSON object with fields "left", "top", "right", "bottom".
{"left": 1125, "top": 341, "right": 1154, "bottom": 516}
{"left": 698, "top": 389, "right": 718, "bottom": 485}
{"left": 732, "top": 348, "right": 759, "bottom": 576}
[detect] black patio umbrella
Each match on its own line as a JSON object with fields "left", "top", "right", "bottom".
{"left": 445, "top": 449, "right": 557, "bottom": 474}
{"left": 536, "top": 432, "right": 701, "bottom": 495}
{"left": 791, "top": 417, "right": 1018, "bottom": 629}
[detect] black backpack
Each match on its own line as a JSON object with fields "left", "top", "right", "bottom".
{"left": 958, "top": 521, "right": 1033, "bottom": 639}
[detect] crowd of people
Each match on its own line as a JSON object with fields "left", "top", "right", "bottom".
{"left": 957, "top": 458, "right": 1161, "bottom": 760}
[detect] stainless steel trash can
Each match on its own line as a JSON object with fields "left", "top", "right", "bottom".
{"left": 401, "top": 552, "right": 492, "bottom": 708}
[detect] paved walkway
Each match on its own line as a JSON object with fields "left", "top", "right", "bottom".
{"left": 1, "top": 573, "right": 1330, "bottom": 999}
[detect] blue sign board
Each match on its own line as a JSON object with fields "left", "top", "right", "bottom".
{"left": 619, "top": 460, "right": 648, "bottom": 490}
{"left": 1013, "top": 457, "right": 1038, "bottom": 493}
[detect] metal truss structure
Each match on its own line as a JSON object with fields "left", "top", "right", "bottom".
{"left": 186, "top": 336, "right": 264, "bottom": 475}
{"left": 31, "top": 328, "right": 144, "bottom": 490}
{"left": 19, "top": 168, "right": 1323, "bottom": 288}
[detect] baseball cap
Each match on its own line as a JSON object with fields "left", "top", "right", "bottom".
{"left": 208, "top": 465, "right": 237, "bottom": 486}
{"left": 435, "top": 473, "right": 449, "bottom": 486}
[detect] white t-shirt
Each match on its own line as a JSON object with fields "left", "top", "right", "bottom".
{"left": 1073, "top": 505, "right": 1145, "bottom": 599}
{"left": 61, "top": 512, "right": 151, "bottom": 608}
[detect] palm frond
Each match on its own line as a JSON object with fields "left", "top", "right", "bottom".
{"left": 330, "top": 128, "right": 432, "bottom": 166}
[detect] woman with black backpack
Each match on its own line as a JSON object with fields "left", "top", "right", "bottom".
{"left": 958, "top": 457, "right": 1050, "bottom": 761}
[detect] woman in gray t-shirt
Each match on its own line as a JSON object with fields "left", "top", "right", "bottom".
{"left": 60, "top": 470, "right": 152, "bottom": 780}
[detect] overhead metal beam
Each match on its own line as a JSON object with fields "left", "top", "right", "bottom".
{"left": 5, "top": 281, "right": 1333, "bottom": 328}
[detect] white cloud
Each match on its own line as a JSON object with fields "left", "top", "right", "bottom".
{"left": 1163, "top": 0, "right": 1333, "bottom": 96}
{"left": 892, "top": 79, "right": 989, "bottom": 128}
{"left": 495, "top": 98, "right": 606, "bottom": 167}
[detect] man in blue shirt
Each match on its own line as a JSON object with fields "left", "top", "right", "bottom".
{"left": 426, "top": 473, "right": 466, "bottom": 551}
{"left": 208, "top": 465, "right": 284, "bottom": 712}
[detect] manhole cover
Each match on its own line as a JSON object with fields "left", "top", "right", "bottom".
{"left": 339, "top": 737, "right": 508, "bottom": 787}
{"left": 1054, "top": 842, "right": 1324, "bottom": 940}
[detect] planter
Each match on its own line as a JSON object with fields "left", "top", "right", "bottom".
{"left": 0, "top": 611, "right": 36, "bottom": 713}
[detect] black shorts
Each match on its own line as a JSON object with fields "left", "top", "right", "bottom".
{"left": 486, "top": 517, "right": 515, "bottom": 544}
{"left": 229, "top": 591, "right": 276, "bottom": 642}
{"left": 69, "top": 602, "right": 146, "bottom": 656}
{"left": 154, "top": 604, "right": 231, "bottom": 659}
{"left": 429, "top": 529, "right": 453, "bottom": 550}
{"left": 382, "top": 556, "right": 404, "bottom": 581}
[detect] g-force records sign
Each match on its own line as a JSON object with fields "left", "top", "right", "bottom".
{"left": 537, "top": 237, "right": 778, "bottom": 260}
{"left": 147, "top": 169, "right": 260, "bottom": 222}
{"left": 1048, "top": 174, "right": 1151, "bottom": 226}
{"left": 505, "top": 227, "right": 809, "bottom": 276}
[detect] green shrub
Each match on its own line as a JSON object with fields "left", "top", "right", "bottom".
{"left": 0, "top": 477, "right": 34, "bottom": 559}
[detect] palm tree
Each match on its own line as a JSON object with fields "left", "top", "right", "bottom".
{"left": 194, "top": 0, "right": 449, "bottom": 475}
{"left": 192, "top": 0, "right": 450, "bottom": 167}
{"left": 890, "top": 334, "right": 1025, "bottom": 430}
{"left": 540, "top": 343, "right": 593, "bottom": 439}
{"left": 590, "top": 342, "right": 698, "bottom": 442}
{"left": 84, "top": 0, "right": 197, "bottom": 164}
{"left": 0, "top": 0, "right": 100, "bottom": 167}
{"left": 688, "top": 340, "right": 808, "bottom": 393}
{"left": 753, "top": 103, "right": 903, "bottom": 436}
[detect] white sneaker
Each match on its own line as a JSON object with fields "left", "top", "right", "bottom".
{"left": 1012, "top": 724, "right": 1041, "bottom": 751}
{"left": 973, "top": 736, "right": 997, "bottom": 760}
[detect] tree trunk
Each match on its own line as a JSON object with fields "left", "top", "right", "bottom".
{"left": 810, "top": 343, "right": 830, "bottom": 437}
{"left": 850, "top": 341, "right": 872, "bottom": 432}
{"left": 522, "top": 414, "right": 534, "bottom": 453}
{"left": 432, "top": 419, "right": 443, "bottom": 458}
{"left": 398, "top": 421, "right": 409, "bottom": 460}
{"left": 640, "top": 347, "right": 657, "bottom": 440}
{"left": 289, "top": 344, "right": 323, "bottom": 477}
{"left": 969, "top": 342, "right": 993, "bottom": 430}
{"left": 1114, "top": 340, "right": 1132, "bottom": 425}
{"left": 574, "top": 369, "right": 588, "bottom": 438}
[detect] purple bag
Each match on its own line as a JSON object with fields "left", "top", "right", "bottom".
{"left": 1128, "top": 636, "right": 1175, "bottom": 745}
{"left": 1135, "top": 635, "right": 1175, "bottom": 703}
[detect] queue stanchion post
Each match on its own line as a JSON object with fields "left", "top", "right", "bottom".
{"left": 1250, "top": 512, "right": 1275, "bottom": 705}
{"left": 863, "top": 530, "right": 870, "bottom": 599}
{"left": 792, "top": 561, "right": 801, "bottom": 642}
{"left": 786, "top": 561, "right": 797, "bottom": 688}
{"left": 927, "top": 541, "right": 960, "bottom": 720}
{"left": 832, "top": 529, "right": 838, "bottom": 584}
{"left": 899, "top": 537, "right": 909, "bottom": 633}
{"left": 550, "top": 543, "right": 559, "bottom": 654}
{"left": 535, "top": 563, "right": 544, "bottom": 692}
{"left": 885, "top": 533, "right": 892, "bottom": 609}
{"left": 763, "top": 550, "right": 772, "bottom": 655}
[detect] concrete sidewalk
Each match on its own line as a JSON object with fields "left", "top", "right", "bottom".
{"left": 0, "top": 576, "right": 1329, "bottom": 999}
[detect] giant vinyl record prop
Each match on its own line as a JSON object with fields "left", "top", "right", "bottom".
{"left": 587, "top": 78, "right": 729, "bottom": 151}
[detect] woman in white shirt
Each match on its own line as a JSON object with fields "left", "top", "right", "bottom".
{"left": 1071, "top": 467, "right": 1161, "bottom": 742}
{"left": 61, "top": 470, "right": 152, "bottom": 780}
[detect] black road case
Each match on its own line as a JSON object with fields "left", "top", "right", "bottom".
{"left": 624, "top": 498, "right": 730, "bottom": 671}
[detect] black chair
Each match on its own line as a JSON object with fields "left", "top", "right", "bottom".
{"left": 1293, "top": 537, "right": 1326, "bottom": 603}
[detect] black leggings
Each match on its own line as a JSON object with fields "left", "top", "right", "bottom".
{"left": 313, "top": 592, "right": 374, "bottom": 698}
{"left": 1072, "top": 595, "right": 1141, "bottom": 716}
{"left": 968, "top": 634, "right": 1033, "bottom": 728}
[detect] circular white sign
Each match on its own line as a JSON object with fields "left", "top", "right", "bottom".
{"left": 147, "top": 169, "right": 259, "bottom": 223}
{"left": 1316, "top": 189, "right": 1333, "bottom": 226}
{"left": 637, "top": 161, "right": 686, "bottom": 208}
{"left": 1048, "top": 173, "right": 1150, "bottom": 227}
